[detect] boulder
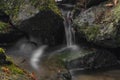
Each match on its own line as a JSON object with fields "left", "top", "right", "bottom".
{"left": 73, "top": 1, "right": 120, "bottom": 48}
{"left": 19, "top": 10, "right": 65, "bottom": 46}
{"left": 0, "top": 0, "right": 65, "bottom": 46}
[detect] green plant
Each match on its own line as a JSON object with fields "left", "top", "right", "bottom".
{"left": 0, "top": 48, "right": 5, "bottom": 54}
{"left": 84, "top": 25, "right": 100, "bottom": 41}
{"left": 7, "top": 64, "right": 24, "bottom": 74}
{"left": 0, "top": 22, "right": 9, "bottom": 33}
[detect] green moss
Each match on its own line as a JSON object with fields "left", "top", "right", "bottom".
{"left": 0, "top": 22, "right": 9, "bottom": 33}
{"left": 30, "top": 0, "right": 61, "bottom": 16}
{"left": 113, "top": 2, "right": 120, "bottom": 19}
{"left": 7, "top": 64, "right": 24, "bottom": 74}
{"left": 0, "top": 48, "right": 5, "bottom": 54}
{"left": 0, "top": 0, "right": 24, "bottom": 17}
{"left": 84, "top": 25, "right": 100, "bottom": 41}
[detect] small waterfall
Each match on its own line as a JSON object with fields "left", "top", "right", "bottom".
{"left": 63, "top": 11, "right": 75, "bottom": 47}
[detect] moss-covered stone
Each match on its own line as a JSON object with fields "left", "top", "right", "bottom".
{"left": 0, "top": 0, "right": 64, "bottom": 46}
{"left": 0, "top": 0, "right": 62, "bottom": 24}
{"left": 30, "top": 0, "right": 61, "bottom": 15}
{"left": 73, "top": 1, "right": 120, "bottom": 48}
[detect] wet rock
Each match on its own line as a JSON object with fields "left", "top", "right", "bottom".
{"left": 73, "top": 1, "right": 120, "bottom": 48}
{"left": 67, "top": 49, "right": 119, "bottom": 70}
{"left": 56, "top": 71, "right": 72, "bottom": 80}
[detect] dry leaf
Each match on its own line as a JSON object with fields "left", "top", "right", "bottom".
{"left": 105, "top": 3, "right": 114, "bottom": 7}
{"left": 1, "top": 67, "right": 10, "bottom": 74}
{"left": 28, "top": 72, "right": 37, "bottom": 80}
{"left": 113, "top": 0, "right": 118, "bottom": 5}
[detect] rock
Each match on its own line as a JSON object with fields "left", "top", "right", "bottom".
{"left": 73, "top": 1, "right": 120, "bottom": 48}
{"left": 56, "top": 71, "right": 72, "bottom": 80}
{"left": 56, "top": 0, "right": 77, "bottom": 4}
{"left": 19, "top": 10, "right": 65, "bottom": 46}
{"left": 0, "top": 48, "right": 12, "bottom": 65}
{"left": 66, "top": 49, "right": 119, "bottom": 71}
{"left": 0, "top": 0, "right": 65, "bottom": 46}
{"left": 76, "top": 0, "right": 107, "bottom": 8}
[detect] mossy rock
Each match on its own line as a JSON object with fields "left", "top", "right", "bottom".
{"left": 0, "top": 0, "right": 61, "bottom": 24}
{"left": 0, "top": 0, "right": 64, "bottom": 46}
{"left": 73, "top": 1, "right": 120, "bottom": 48}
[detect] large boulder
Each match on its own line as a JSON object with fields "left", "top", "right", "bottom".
{"left": 19, "top": 10, "right": 65, "bottom": 46}
{"left": 0, "top": 0, "right": 65, "bottom": 46}
{"left": 73, "top": 1, "right": 120, "bottom": 48}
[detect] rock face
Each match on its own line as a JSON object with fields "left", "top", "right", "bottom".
{"left": 0, "top": 0, "right": 65, "bottom": 46}
{"left": 73, "top": 1, "right": 120, "bottom": 48}
{"left": 67, "top": 49, "right": 119, "bottom": 70}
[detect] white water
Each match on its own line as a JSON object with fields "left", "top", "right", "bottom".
{"left": 63, "top": 11, "right": 75, "bottom": 47}
{"left": 30, "top": 45, "right": 47, "bottom": 71}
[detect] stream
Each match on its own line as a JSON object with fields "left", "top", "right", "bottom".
{"left": 4, "top": 0, "right": 120, "bottom": 80}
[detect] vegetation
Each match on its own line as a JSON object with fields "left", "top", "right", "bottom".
{"left": 84, "top": 25, "right": 100, "bottom": 41}
{"left": 0, "top": 48, "right": 5, "bottom": 54}
{"left": 113, "top": 1, "right": 120, "bottom": 22}
{"left": 0, "top": 0, "right": 24, "bottom": 17}
{"left": 0, "top": 0, "right": 61, "bottom": 18}
{"left": 0, "top": 22, "right": 9, "bottom": 33}
{"left": 30, "top": 0, "right": 61, "bottom": 15}
{"left": 7, "top": 64, "right": 24, "bottom": 74}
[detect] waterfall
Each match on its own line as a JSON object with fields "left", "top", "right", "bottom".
{"left": 63, "top": 11, "right": 75, "bottom": 47}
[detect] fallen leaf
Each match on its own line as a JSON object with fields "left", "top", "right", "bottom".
{"left": 105, "top": 3, "right": 114, "bottom": 7}
{"left": 28, "top": 72, "right": 37, "bottom": 80}
{"left": 1, "top": 67, "right": 10, "bottom": 74}
{"left": 113, "top": 0, "right": 118, "bottom": 5}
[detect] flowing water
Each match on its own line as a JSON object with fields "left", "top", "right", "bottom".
{"left": 64, "top": 11, "right": 74, "bottom": 47}
{"left": 5, "top": 1, "right": 120, "bottom": 80}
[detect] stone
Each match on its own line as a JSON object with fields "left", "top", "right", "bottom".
{"left": 73, "top": 1, "right": 120, "bottom": 48}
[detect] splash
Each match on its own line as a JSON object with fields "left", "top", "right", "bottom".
{"left": 30, "top": 45, "right": 47, "bottom": 71}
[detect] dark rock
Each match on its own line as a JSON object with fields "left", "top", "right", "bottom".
{"left": 19, "top": 10, "right": 65, "bottom": 46}
{"left": 67, "top": 49, "right": 119, "bottom": 70}
{"left": 56, "top": 0, "right": 77, "bottom": 4}
{"left": 56, "top": 71, "right": 72, "bottom": 80}
{"left": 0, "top": 50, "right": 12, "bottom": 65}
{"left": 76, "top": 0, "right": 107, "bottom": 8}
